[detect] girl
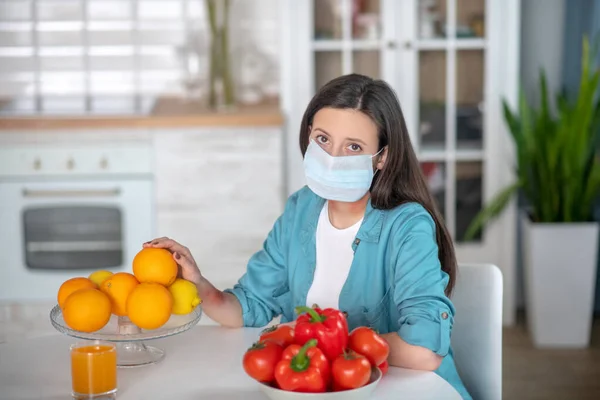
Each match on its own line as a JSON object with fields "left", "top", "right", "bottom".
{"left": 144, "top": 74, "right": 470, "bottom": 399}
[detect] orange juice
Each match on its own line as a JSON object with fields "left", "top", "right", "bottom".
{"left": 70, "top": 342, "right": 117, "bottom": 396}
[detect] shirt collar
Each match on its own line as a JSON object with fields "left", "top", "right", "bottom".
{"left": 357, "top": 198, "right": 384, "bottom": 243}
{"left": 300, "top": 191, "right": 384, "bottom": 244}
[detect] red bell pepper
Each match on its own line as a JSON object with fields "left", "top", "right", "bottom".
{"left": 294, "top": 306, "right": 348, "bottom": 361}
{"left": 274, "top": 339, "right": 328, "bottom": 393}
{"left": 280, "top": 342, "right": 330, "bottom": 384}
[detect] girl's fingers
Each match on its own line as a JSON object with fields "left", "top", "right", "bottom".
{"left": 144, "top": 237, "right": 191, "bottom": 258}
{"left": 172, "top": 251, "right": 201, "bottom": 284}
{"left": 143, "top": 237, "right": 168, "bottom": 248}
{"left": 172, "top": 251, "right": 193, "bottom": 269}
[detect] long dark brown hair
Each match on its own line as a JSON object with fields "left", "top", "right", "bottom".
{"left": 299, "top": 73, "right": 457, "bottom": 295}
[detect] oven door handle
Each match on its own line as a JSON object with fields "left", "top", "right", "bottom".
{"left": 22, "top": 188, "right": 121, "bottom": 198}
{"left": 27, "top": 241, "right": 123, "bottom": 253}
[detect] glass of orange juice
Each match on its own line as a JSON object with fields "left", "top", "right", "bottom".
{"left": 70, "top": 341, "right": 117, "bottom": 399}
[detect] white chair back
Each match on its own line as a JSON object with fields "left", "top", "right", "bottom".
{"left": 451, "top": 263, "right": 503, "bottom": 400}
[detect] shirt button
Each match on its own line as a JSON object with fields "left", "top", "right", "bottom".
{"left": 354, "top": 238, "right": 361, "bottom": 245}
{"left": 441, "top": 312, "right": 449, "bottom": 320}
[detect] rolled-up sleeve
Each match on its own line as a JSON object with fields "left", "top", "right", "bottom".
{"left": 223, "top": 195, "right": 296, "bottom": 328}
{"left": 392, "top": 207, "right": 455, "bottom": 357}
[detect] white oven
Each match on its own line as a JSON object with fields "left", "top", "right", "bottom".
{"left": 0, "top": 144, "right": 154, "bottom": 302}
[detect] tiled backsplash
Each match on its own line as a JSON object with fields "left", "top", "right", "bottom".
{"left": 0, "top": 0, "right": 280, "bottom": 114}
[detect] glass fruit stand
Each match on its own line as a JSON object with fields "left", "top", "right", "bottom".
{"left": 50, "top": 305, "right": 203, "bottom": 368}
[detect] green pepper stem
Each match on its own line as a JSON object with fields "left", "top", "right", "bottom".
{"left": 291, "top": 339, "right": 317, "bottom": 372}
{"left": 295, "top": 306, "right": 324, "bottom": 323}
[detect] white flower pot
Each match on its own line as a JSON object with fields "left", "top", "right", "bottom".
{"left": 523, "top": 216, "right": 599, "bottom": 348}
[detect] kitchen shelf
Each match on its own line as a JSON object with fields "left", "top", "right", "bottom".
{"left": 0, "top": 97, "right": 284, "bottom": 130}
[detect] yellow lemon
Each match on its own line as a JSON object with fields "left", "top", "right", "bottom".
{"left": 88, "top": 270, "right": 114, "bottom": 287}
{"left": 168, "top": 279, "right": 201, "bottom": 315}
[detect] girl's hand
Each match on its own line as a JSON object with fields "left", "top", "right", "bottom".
{"left": 143, "top": 237, "right": 202, "bottom": 286}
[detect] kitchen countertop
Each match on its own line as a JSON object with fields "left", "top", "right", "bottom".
{"left": 0, "top": 325, "right": 462, "bottom": 400}
{"left": 0, "top": 97, "right": 284, "bottom": 131}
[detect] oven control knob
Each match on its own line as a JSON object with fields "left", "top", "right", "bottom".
{"left": 67, "top": 158, "right": 75, "bottom": 170}
{"left": 33, "top": 158, "right": 41, "bottom": 170}
{"left": 100, "top": 157, "right": 108, "bottom": 169}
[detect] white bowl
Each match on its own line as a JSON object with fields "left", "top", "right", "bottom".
{"left": 259, "top": 368, "right": 382, "bottom": 400}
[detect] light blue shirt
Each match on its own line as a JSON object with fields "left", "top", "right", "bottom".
{"left": 225, "top": 187, "right": 471, "bottom": 399}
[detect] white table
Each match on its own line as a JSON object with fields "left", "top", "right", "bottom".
{"left": 0, "top": 326, "right": 462, "bottom": 400}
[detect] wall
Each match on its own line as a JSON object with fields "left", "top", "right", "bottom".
{"left": 154, "top": 128, "right": 283, "bottom": 291}
{"left": 561, "top": 0, "right": 600, "bottom": 314}
{"left": 519, "top": 0, "right": 565, "bottom": 105}
{"left": 516, "top": 0, "right": 566, "bottom": 309}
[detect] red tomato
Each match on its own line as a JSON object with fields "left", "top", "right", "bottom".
{"left": 348, "top": 326, "right": 390, "bottom": 366}
{"left": 259, "top": 325, "right": 295, "bottom": 347}
{"left": 331, "top": 350, "right": 372, "bottom": 391}
{"left": 242, "top": 340, "right": 284, "bottom": 383}
{"left": 378, "top": 360, "right": 389, "bottom": 376}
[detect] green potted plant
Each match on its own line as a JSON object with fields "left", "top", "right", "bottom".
{"left": 465, "top": 37, "right": 600, "bottom": 347}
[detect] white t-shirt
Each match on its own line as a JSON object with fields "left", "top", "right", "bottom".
{"left": 305, "top": 202, "right": 363, "bottom": 310}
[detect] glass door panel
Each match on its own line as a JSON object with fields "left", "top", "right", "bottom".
{"left": 418, "top": 0, "right": 446, "bottom": 39}
{"left": 312, "top": 0, "right": 383, "bottom": 92}
{"left": 315, "top": 51, "right": 343, "bottom": 91}
{"left": 353, "top": 50, "right": 380, "bottom": 79}
{"left": 456, "top": 0, "right": 485, "bottom": 38}
{"left": 314, "top": 0, "right": 344, "bottom": 40}
{"left": 419, "top": 50, "right": 447, "bottom": 151}
{"left": 421, "top": 161, "right": 446, "bottom": 219}
{"left": 352, "top": 0, "right": 381, "bottom": 40}
{"left": 456, "top": 50, "right": 484, "bottom": 150}
{"left": 455, "top": 161, "right": 483, "bottom": 242}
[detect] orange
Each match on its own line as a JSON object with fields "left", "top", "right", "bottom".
{"left": 132, "top": 248, "right": 178, "bottom": 286}
{"left": 100, "top": 272, "right": 139, "bottom": 316}
{"left": 57, "top": 277, "right": 97, "bottom": 309}
{"left": 127, "top": 283, "right": 173, "bottom": 330}
{"left": 63, "top": 288, "right": 112, "bottom": 333}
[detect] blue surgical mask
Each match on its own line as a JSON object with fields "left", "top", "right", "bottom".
{"left": 303, "top": 139, "right": 383, "bottom": 202}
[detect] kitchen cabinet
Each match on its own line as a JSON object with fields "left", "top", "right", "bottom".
{"left": 279, "top": 0, "right": 520, "bottom": 324}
